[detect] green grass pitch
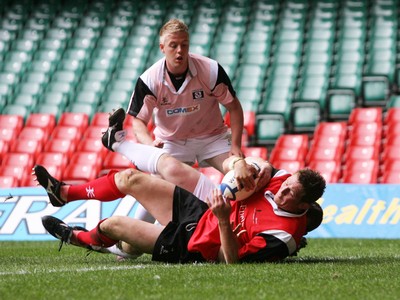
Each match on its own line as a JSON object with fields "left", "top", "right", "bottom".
{"left": 1, "top": 239, "right": 399, "bottom": 300}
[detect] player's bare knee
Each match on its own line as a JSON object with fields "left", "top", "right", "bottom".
{"left": 100, "top": 216, "right": 125, "bottom": 235}
{"left": 114, "top": 168, "right": 141, "bottom": 194}
{"left": 159, "top": 155, "right": 185, "bottom": 178}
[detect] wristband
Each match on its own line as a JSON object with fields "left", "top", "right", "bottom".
{"left": 229, "top": 157, "right": 244, "bottom": 170}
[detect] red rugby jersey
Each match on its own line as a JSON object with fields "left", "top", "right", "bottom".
{"left": 187, "top": 171, "right": 307, "bottom": 262}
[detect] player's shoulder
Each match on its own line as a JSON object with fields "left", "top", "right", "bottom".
{"left": 189, "top": 53, "right": 217, "bottom": 66}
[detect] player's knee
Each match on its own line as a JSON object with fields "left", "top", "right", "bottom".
{"left": 100, "top": 216, "right": 125, "bottom": 235}
{"left": 114, "top": 168, "right": 142, "bottom": 194}
{"left": 159, "top": 155, "right": 185, "bottom": 177}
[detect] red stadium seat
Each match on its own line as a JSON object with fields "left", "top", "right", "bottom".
{"left": 44, "top": 138, "right": 77, "bottom": 159}
{"left": 20, "top": 171, "right": 38, "bottom": 187}
{"left": 18, "top": 126, "right": 49, "bottom": 146}
{"left": 348, "top": 107, "right": 383, "bottom": 125}
{"left": 0, "top": 175, "right": 19, "bottom": 188}
{"left": 384, "top": 134, "right": 400, "bottom": 146}
{"left": 1, "top": 153, "right": 34, "bottom": 167}
{"left": 307, "top": 160, "right": 341, "bottom": 183}
{"left": 102, "top": 151, "right": 135, "bottom": 170}
{"left": 344, "top": 159, "right": 379, "bottom": 176}
{"left": 319, "top": 169, "right": 341, "bottom": 183}
{"left": 349, "top": 122, "right": 382, "bottom": 138}
{"left": 384, "top": 122, "right": 400, "bottom": 139}
{"left": 270, "top": 147, "right": 307, "bottom": 164}
{"left": 224, "top": 111, "right": 256, "bottom": 137}
{"left": 273, "top": 160, "right": 304, "bottom": 174}
{"left": 11, "top": 139, "right": 43, "bottom": 159}
{"left": 312, "top": 135, "right": 345, "bottom": 150}
{"left": 77, "top": 138, "right": 108, "bottom": 158}
{"left": 313, "top": 122, "right": 347, "bottom": 139}
{"left": 345, "top": 145, "right": 380, "bottom": 161}
{"left": 36, "top": 152, "right": 69, "bottom": 171}
{"left": 384, "top": 107, "right": 400, "bottom": 125}
{"left": 58, "top": 112, "right": 89, "bottom": 133}
{"left": 274, "top": 134, "right": 309, "bottom": 150}
{"left": 0, "top": 127, "right": 18, "bottom": 143}
{"left": 306, "top": 146, "right": 343, "bottom": 164}
{"left": 124, "top": 114, "right": 134, "bottom": 129}
{"left": 83, "top": 126, "right": 106, "bottom": 139}
{"left": 199, "top": 167, "right": 224, "bottom": 185}
{"left": 62, "top": 164, "right": 99, "bottom": 184}
{"left": 0, "top": 114, "right": 24, "bottom": 133}
{"left": 0, "top": 140, "right": 9, "bottom": 160}
{"left": 242, "top": 146, "right": 267, "bottom": 160}
{"left": 342, "top": 169, "right": 378, "bottom": 184}
{"left": 381, "top": 170, "right": 400, "bottom": 184}
{"left": 382, "top": 145, "right": 400, "bottom": 161}
{"left": 0, "top": 165, "right": 28, "bottom": 186}
{"left": 50, "top": 126, "right": 82, "bottom": 143}
{"left": 382, "top": 159, "right": 400, "bottom": 172}
{"left": 25, "top": 113, "right": 56, "bottom": 136}
{"left": 91, "top": 112, "right": 110, "bottom": 127}
{"left": 348, "top": 133, "right": 381, "bottom": 147}
{"left": 70, "top": 152, "right": 102, "bottom": 170}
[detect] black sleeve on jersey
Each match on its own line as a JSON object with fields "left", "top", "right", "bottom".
{"left": 271, "top": 167, "right": 279, "bottom": 177}
{"left": 214, "top": 63, "right": 236, "bottom": 97}
{"left": 239, "top": 234, "right": 290, "bottom": 263}
{"left": 127, "top": 77, "right": 155, "bottom": 117}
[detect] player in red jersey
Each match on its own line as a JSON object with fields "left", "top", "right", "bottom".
{"left": 35, "top": 118, "right": 326, "bottom": 263}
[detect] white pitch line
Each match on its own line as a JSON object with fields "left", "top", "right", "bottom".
{"left": 0, "top": 265, "right": 147, "bottom": 276}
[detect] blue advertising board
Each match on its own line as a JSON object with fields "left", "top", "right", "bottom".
{"left": 1, "top": 184, "right": 400, "bottom": 240}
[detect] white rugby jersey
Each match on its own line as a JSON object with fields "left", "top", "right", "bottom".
{"left": 127, "top": 53, "right": 237, "bottom": 140}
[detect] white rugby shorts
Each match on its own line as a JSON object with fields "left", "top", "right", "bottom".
{"left": 162, "top": 131, "right": 232, "bottom": 167}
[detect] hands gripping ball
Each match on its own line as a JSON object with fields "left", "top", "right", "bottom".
{"left": 220, "top": 164, "right": 260, "bottom": 201}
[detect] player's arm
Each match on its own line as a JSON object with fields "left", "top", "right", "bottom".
{"left": 206, "top": 189, "right": 240, "bottom": 264}
{"left": 222, "top": 156, "right": 274, "bottom": 192}
{"left": 224, "top": 97, "right": 244, "bottom": 157}
{"left": 129, "top": 78, "right": 163, "bottom": 148}
{"left": 244, "top": 157, "right": 274, "bottom": 192}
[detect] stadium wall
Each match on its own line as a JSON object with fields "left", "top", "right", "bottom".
{"left": 1, "top": 185, "right": 400, "bottom": 241}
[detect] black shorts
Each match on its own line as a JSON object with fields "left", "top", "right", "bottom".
{"left": 152, "top": 186, "right": 209, "bottom": 264}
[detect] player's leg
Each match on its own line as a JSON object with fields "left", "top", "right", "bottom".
{"left": 102, "top": 108, "right": 203, "bottom": 194}
{"left": 42, "top": 215, "right": 163, "bottom": 256}
{"left": 114, "top": 140, "right": 202, "bottom": 195}
{"left": 195, "top": 132, "right": 231, "bottom": 174}
{"left": 99, "top": 216, "right": 164, "bottom": 254}
{"left": 113, "top": 168, "right": 175, "bottom": 225}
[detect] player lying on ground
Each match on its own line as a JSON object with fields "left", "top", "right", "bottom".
{"left": 34, "top": 115, "right": 326, "bottom": 263}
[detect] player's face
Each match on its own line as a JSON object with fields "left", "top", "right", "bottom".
{"left": 274, "top": 174, "right": 307, "bottom": 213}
{"left": 160, "top": 31, "right": 189, "bottom": 75}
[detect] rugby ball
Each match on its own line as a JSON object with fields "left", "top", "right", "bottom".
{"left": 220, "top": 168, "right": 260, "bottom": 201}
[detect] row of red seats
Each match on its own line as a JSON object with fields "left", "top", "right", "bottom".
{"left": 268, "top": 107, "right": 400, "bottom": 184}
{"left": 0, "top": 112, "right": 136, "bottom": 187}
{"left": 1, "top": 107, "right": 400, "bottom": 187}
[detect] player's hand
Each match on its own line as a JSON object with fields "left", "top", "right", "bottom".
{"left": 206, "top": 189, "right": 231, "bottom": 221}
{"left": 254, "top": 161, "right": 272, "bottom": 192}
{"left": 152, "top": 139, "right": 164, "bottom": 148}
{"left": 234, "top": 160, "right": 258, "bottom": 191}
{"left": 229, "top": 145, "right": 243, "bottom": 158}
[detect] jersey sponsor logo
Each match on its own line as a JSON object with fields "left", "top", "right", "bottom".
{"left": 166, "top": 104, "right": 200, "bottom": 116}
{"left": 160, "top": 97, "right": 170, "bottom": 106}
{"left": 192, "top": 90, "right": 204, "bottom": 100}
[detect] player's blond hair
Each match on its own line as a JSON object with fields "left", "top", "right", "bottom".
{"left": 159, "top": 19, "right": 189, "bottom": 44}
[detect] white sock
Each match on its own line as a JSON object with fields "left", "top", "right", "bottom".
{"left": 114, "top": 140, "right": 167, "bottom": 174}
{"left": 133, "top": 203, "right": 156, "bottom": 223}
{"left": 106, "top": 244, "right": 139, "bottom": 259}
